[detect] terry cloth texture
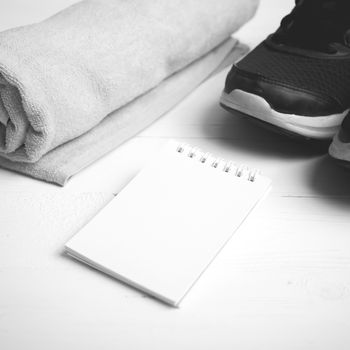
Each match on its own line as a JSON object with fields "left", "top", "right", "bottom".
{"left": 0, "top": 0, "right": 259, "bottom": 183}
{"left": 0, "top": 39, "right": 248, "bottom": 185}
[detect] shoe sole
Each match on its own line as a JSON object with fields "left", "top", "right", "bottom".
{"left": 220, "top": 89, "right": 349, "bottom": 140}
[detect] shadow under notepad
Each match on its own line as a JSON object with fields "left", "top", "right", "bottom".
{"left": 61, "top": 250, "right": 177, "bottom": 309}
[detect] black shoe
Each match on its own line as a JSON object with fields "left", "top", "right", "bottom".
{"left": 220, "top": 0, "right": 350, "bottom": 140}
{"left": 329, "top": 112, "right": 350, "bottom": 166}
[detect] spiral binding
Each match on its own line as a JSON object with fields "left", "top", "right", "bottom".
{"left": 175, "top": 143, "right": 260, "bottom": 182}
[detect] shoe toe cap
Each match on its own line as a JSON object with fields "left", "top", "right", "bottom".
{"left": 224, "top": 66, "right": 344, "bottom": 117}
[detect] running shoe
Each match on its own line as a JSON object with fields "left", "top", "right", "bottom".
{"left": 220, "top": 0, "right": 350, "bottom": 140}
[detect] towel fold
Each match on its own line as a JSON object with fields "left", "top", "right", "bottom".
{"left": 0, "top": 0, "right": 258, "bottom": 183}
{"left": 0, "top": 39, "right": 248, "bottom": 185}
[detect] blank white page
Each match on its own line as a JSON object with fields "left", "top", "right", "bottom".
{"left": 65, "top": 140, "right": 271, "bottom": 306}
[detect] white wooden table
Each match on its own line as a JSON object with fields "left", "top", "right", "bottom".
{"left": 1, "top": 1, "right": 350, "bottom": 349}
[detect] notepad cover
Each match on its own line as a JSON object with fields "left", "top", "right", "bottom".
{"left": 65, "top": 141, "right": 271, "bottom": 306}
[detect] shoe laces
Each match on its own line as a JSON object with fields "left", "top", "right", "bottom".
{"left": 273, "top": 0, "right": 350, "bottom": 53}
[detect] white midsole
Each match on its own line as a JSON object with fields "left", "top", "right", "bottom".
{"left": 220, "top": 89, "right": 348, "bottom": 139}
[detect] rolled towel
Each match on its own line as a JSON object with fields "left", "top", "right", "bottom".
{"left": 0, "top": 39, "right": 248, "bottom": 185}
{"left": 0, "top": 0, "right": 259, "bottom": 183}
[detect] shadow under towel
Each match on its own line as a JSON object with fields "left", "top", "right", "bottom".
{"left": 0, "top": 0, "right": 259, "bottom": 185}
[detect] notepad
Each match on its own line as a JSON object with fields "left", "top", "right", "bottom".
{"left": 65, "top": 140, "right": 271, "bottom": 306}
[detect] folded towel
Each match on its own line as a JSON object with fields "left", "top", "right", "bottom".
{"left": 0, "top": 39, "right": 248, "bottom": 185}
{"left": 0, "top": 0, "right": 258, "bottom": 183}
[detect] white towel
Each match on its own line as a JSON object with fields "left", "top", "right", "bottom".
{"left": 0, "top": 0, "right": 258, "bottom": 183}
{"left": 0, "top": 39, "right": 248, "bottom": 185}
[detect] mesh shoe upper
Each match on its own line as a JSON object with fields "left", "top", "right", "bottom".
{"left": 225, "top": 0, "right": 350, "bottom": 116}
{"left": 236, "top": 42, "right": 350, "bottom": 109}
